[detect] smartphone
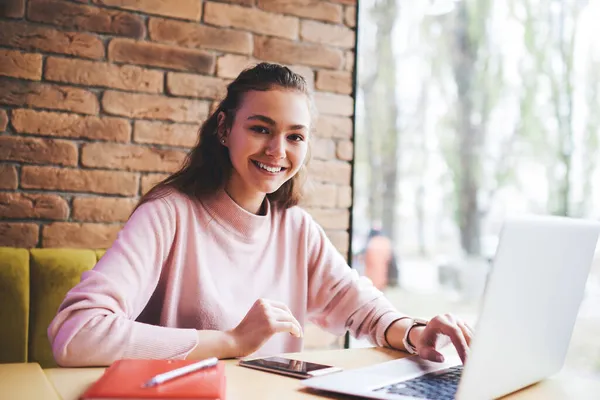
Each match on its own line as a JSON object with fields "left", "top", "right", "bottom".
{"left": 238, "top": 356, "right": 343, "bottom": 379}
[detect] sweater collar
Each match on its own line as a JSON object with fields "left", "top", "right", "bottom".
{"left": 202, "top": 188, "right": 271, "bottom": 242}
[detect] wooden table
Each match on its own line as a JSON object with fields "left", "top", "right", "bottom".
{"left": 0, "top": 363, "right": 60, "bottom": 400}
{"left": 41, "top": 347, "right": 600, "bottom": 400}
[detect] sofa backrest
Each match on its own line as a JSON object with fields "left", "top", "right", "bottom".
{"left": 0, "top": 247, "right": 105, "bottom": 368}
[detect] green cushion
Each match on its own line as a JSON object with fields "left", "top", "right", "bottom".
{"left": 0, "top": 247, "right": 30, "bottom": 363}
{"left": 28, "top": 249, "right": 97, "bottom": 368}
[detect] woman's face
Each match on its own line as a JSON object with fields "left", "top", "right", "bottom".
{"left": 222, "top": 89, "right": 311, "bottom": 208}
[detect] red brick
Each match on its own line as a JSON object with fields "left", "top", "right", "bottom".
{"left": 108, "top": 38, "right": 215, "bottom": 74}
{"left": 315, "top": 92, "right": 354, "bottom": 117}
{"left": 257, "top": 0, "right": 342, "bottom": 24}
{"left": 203, "top": 59, "right": 312, "bottom": 89}
{"left": 81, "top": 142, "right": 187, "bottom": 172}
{"left": 0, "top": 223, "right": 39, "bottom": 248}
{"left": 134, "top": 120, "right": 199, "bottom": 148}
{"left": 336, "top": 140, "right": 353, "bottom": 161}
{"left": 103, "top": 90, "right": 209, "bottom": 123}
{"left": 254, "top": 36, "right": 343, "bottom": 69}
{"left": 72, "top": 196, "right": 137, "bottom": 222}
{"left": 0, "top": 20, "right": 104, "bottom": 60}
{"left": 0, "top": 49, "right": 42, "bottom": 80}
{"left": 27, "top": 0, "right": 144, "bottom": 38}
{"left": 316, "top": 70, "right": 352, "bottom": 95}
{"left": 288, "top": 65, "right": 314, "bottom": 89}
{"left": 315, "top": 115, "right": 353, "bottom": 139}
{"left": 310, "top": 100, "right": 347, "bottom": 126}
{"left": 0, "top": 136, "right": 78, "bottom": 166}
{"left": 45, "top": 57, "right": 163, "bottom": 93}
{"left": 300, "top": 182, "right": 337, "bottom": 208}
{"left": 92, "top": 0, "right": 202, "bottom": 21}
{"left": 305, "top": 207, "right": 349, "bottom": 230}
{"left": 21, "top": 166, "right": 139, "bottom": 196}
{"left": 12, "top": 109, "right": 131, "bottom": 142}
{"left": 344, "top": 51, "right": 355, "bottom": 71}
{"left": 300, "top": 20, "right": 355, "bottom": 49}
{"left": 210, "top": 101, "right": 220, "bottom": 114}
{"left": 345, "top": 6, "right": 356, "bottom": 28}
{"left": 310, "top": 137, "right": 336, "bottom": 160}
{"left": 337, "top": 185, "right": 352, "bottom": 208}
{"left": 149, "top": 18, "right": 252, "bottom": 55}
{"left": 0, "top": 0, "right": 25, "bottom": 18}
{"left": 325, "top": 229, "right": 349, "bottom": 256}
{"left": 212, "top": 0, "right": 254, "bottom": 5}
{"left": 0, "top": 165, "right": 18, "bottom": 189}
{"left": 42, "top": 222, "right": 123, "bottom": 248}
{"left": 0, "top": 110, "right": 7, "bottom": 131}
{"left": 204, "top": 2, "right": 299, "bottom": 40}
{"left": 0, "top": 78, "right": 99, "bottom": 115}
{"left": 216, "top": 54, "right": 256, "bottom": 79}
{"left": 0, "top": 193, "right": 68, "bottom": 220}
{"left": 141, "top": 173, "right": 169, "bottom": 195}
{"left": 308, "top": 159, "right": 351, "bottom": 185}
{"left": 167, "top": 72, "right": 228, "bottom": 100}
{"left": 330, "top": 0, "right": 355, "bottom": 4}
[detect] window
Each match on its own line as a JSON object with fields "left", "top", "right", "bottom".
{"left": 353, "top": 0, "right": 600, "bottom": 376}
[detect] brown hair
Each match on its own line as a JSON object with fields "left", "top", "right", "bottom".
{"left": 135, "top": 62, "right": 314, "bottom": 213}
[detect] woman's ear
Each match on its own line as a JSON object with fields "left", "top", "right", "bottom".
{"left": 217, "top": 111, "right": 228, "bottom": 146}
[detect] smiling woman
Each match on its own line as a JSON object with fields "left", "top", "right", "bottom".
{"left": 134, "top": 63, "right": 315, "bottom": 214}
{"left": 47, "top": 62, "right": 473, "bottom": 368}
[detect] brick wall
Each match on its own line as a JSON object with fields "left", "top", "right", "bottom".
{"left": 0, "top": 0, "right": 356, "bottom": 255}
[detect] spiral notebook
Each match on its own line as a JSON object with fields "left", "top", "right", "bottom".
{"left": 80, "top": 359, "right": 226, "bottom": 400}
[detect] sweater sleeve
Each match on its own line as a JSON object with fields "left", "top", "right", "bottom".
{"left": 304, "top": 214, "right": 407, "bottom": 347}
{"left": 47, "top": 197, "right": 199, "bottom": 367}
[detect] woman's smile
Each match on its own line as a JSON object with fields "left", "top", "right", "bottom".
{"left": 251, "top": 160, "right": 287, "bottom": 175}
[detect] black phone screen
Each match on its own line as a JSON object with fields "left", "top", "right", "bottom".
{"left": 242, "top": 356, "right": 333, "bottom": 374}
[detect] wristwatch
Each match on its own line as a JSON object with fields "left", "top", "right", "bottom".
{"left": 402, "top": 318, "right": 428, "bottom": 355}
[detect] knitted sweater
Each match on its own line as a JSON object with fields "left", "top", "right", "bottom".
{"left": 48, "top": 189, "right": 404, "bottom": 366}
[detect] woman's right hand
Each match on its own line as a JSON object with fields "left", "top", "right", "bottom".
{"left": 228, "top": 298, "right": 303, "bottom": 357}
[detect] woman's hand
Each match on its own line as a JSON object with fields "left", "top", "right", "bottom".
{"left": 386, "top": 314, "right": 474, "bottom": 364}
{"left": 228, "top": 298, "right": 303, "bottom": 357}
{"left": 410, "top": 314, "right": 474, "bottom": 363}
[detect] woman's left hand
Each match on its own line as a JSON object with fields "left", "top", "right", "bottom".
{"left": 412, "top": 314, "right": 474, "bottom": 363}
{"left": 386, "top": 314, "right": 474, "bottom": 364}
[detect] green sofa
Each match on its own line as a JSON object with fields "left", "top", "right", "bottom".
{"left": 0, "top": 247, "right": 105, "bottom": 368}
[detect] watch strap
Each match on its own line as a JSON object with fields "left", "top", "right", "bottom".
{"left": 402, "top": 318, "right": 428, "bottom": 355}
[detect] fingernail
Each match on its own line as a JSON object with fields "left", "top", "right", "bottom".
{"left": 436, "top": 355, "right": 444, "bottom": 362}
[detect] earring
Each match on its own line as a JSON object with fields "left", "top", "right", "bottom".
{"left": 221, "top": 138, "right": 225, "bottom": 144}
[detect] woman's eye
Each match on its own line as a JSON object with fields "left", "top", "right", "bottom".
{"left": 289, "top": 134, "right": 304, "bottom": 142}
{"left": 250, "top": 126, "right": 269, "bottom": 134}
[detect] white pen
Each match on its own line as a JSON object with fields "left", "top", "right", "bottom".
{"left": 142, "top": 357, "right": 219, "bottom": 388}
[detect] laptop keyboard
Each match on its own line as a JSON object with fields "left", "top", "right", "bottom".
{"left": 373, "top": 365, "right": 463, "bottom": 400}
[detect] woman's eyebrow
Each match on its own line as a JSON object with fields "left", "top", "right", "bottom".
{"left": 247, "top": 114, "right": 307, "bottom": 131}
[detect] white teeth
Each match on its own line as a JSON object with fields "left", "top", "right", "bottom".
{"left": 256, "top": 161, "right": 282, "bottom": 173}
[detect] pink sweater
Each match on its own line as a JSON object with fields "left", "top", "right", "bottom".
{"left": 48, "top": 189, "right": 405, "bottom": 367}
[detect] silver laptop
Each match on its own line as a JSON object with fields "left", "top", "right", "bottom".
{"left": 303, "top": 215, "right": 600, "bottom": 400}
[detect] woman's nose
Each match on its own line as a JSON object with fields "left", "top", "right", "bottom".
{"left": 265, "top": 136, "right": 286, "bottom": 159}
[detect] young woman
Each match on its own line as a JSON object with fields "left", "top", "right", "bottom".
{"left": 48, "top": 63, "right": 472, "bottom": 367}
